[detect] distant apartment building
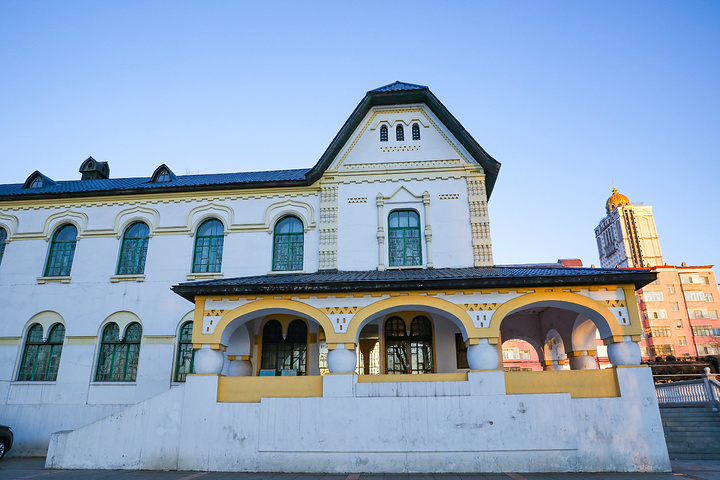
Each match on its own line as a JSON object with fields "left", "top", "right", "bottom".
{"left": 595, "top": 188, "right": 720, "bottom": 360}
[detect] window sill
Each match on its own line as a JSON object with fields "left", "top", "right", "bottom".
{"left": 37, "top": 276, "right": 71, "bottom": 284}
{"left": 110, "top": 274, "right": 146, "bottom": 283}
{"left": 12, "top": 381, "right": 57, "bottom": 385}
{"left": 186, "top": 272, "right": 224, "bottom": 281}
{"left": 385, "top": 265, "right": 424, "bottom": 270}
{"left": 89, "top": 382, "right": 137, "bottom": 386}
{"left": 267, "top": 270, "right": 306, "bottom": 275}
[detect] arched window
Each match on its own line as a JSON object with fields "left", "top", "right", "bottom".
{"left": 44, "top": 224, "right": 77, "bottom": 276}
{"left": 192, "top": 219, "right": 224, "bottom": 273}
{"left": 384, "top": 315, "right": 434, "bottom": 374}
{"left": 174, "top": 321, "right": 194, "bottom": 382}
{"left": 156, "top": 170, "right": 170, "bottom": 182}
{"left": 412, "top": 123, "right": 421, "bottom": 141}
{"left": 380, "top": 125, "right": 388, "bottom": 142}
{"left": 117, "top": 222, "right": 149, "bottom": 275}
{"left": 260, "top": 319, "right": 307, "bottom": 376}
{"left": 272, "top": 216, "right": 304, "bottom": 271}
{"left": 396, "top": 124, "right": 404, "bottom": 141}
{"left": 30, "top": 176, "right": 43, "bottom": 188}
{"left": 17, "top": 323, "right": 65, "bottom": 381}
{"left": 388, "top": 210, "right": 421, "bottom": 267}
{"left": 95, "top": 322, "right": 142, "bottom": 382}
{"left": 0, "top": 228, "right": 7, "bottom": 266}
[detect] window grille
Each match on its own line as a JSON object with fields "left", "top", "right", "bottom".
{"left": 174, "top": 321, "right": 194, "bottom": 382}
{"left": 412, "top": 123, "right": 420, "bottom": 140}
{"left": 384, "top": 316, "right": 434, "bottom": 374}
{"left": 272, "top": 216, "right": 303, "bottom": 271}
{"left": 0, "top": 228, "right": 6, "bottom": 266}
{"left": 388, "top": 210, "right": 421, "bottom": 267}
{"left": 117, "top": 222, "right": 149, "bottom": 275}
{"left": 192, "top": 219, "right": 224, "bottom": 273}
{"left": 396, "top": 124, "right": 404, "bottom": 141}
{"left": 95, "top": 322, "right": 142, "bottom": 382}
{"left": 44, "top": 225, "right": 77, "bottom": 276}
{"left": 380, "top": 125, "right": 388, "bottom": 142}
{"left": 260, "top": 319, "right": 307, "bottom": 375}
{"left": 17, "top": 324, "right": 65, "bottom": 381}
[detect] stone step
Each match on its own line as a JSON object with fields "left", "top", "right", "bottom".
{"left": 666, "top": 439, "right": 720, "bottom": 449}
{"left": 663, "top": 425, "right": 720, "bottom": 432}
{"left": 670, "top": 453, "right": 720, "bottom": 461}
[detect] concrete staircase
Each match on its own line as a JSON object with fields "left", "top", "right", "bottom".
{"left": 660, "top": 405, "right": 720, "bottom": 460}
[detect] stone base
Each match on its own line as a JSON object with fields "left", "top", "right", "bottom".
{"left": 45, "top": 369, "right": 670, "bottom": 473}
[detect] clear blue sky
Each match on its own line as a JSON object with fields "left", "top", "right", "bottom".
{"left": 2, "top": 1, "right": 719, "bottom": 270}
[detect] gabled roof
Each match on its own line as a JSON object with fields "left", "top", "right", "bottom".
{"left": 305, "top": 82, "right": 501, "bottom": 197}
{"left": 1, "top": 82, "right": 501, "bottom": 201}
{"left": 171, "top": 266, "right": 655, "bottom": 302}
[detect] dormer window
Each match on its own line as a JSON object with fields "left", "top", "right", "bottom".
{"left": 150, "top": 164, "right": 177, "bottom": 183}
{"left": 156, "top": 170, "right": 170, "bottom": 182}
{"left": 22, "top": 171, "right": 57, "bottom": 189}
{"left": 412, "top": 123, "right": 420, "bottom": 141}
{"left": 30, "top": 177, "right": 43, "bottom": 188}
{"left": 380, "top": 125, "right": 388, "bottom": 142}
{"left": 396, "top": 124, "right": 404, "bottom": 141}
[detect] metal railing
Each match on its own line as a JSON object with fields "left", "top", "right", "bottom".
{"left": 656, "top": 367, "right": 720, "bottom": 407}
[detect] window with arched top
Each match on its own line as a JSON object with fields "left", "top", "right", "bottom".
{"left": 384, "top": 315, "right": 434, "bottom": 374}
{"left": 17, "top": 323, "right": 65, "bottom": 381}
{"left": 412, "top": 123, "right": 420, "bottom": 141}
{"left": 0, "top": 227, "right": 7, "bottom": 266}
{"left": 95, "top": 322, "right": 142, "bottom": 382}
{"left": 272, "top": 216, "right": 304, "bottom": 271}
{"left": 388, "top": 210, "right": 421, "bottom": 267}
{"left": 380, "top": 125, "right": 388, "bottom": 142}
{"left": 30, "top": 176, "right": 43, "bottom": 188}
{"left": 117, "top": 222, "right": 150, "bottom": 275}
{"left": 192, "top": 219, "right": 224, "bottom": 273}
{"left": 174, "top": 321, "right": 194, "bottom": 382}
{"left": 44, "top": 224, "right": 78, "bottom": 276}
{"left": 260, "top": 319, "right": 307, "bottom": 376}
{"left": 156, "top": 170, "right": 170, "bottom": 182}
{"left": 396, "top": 124, "right": 404, "bottom": 141}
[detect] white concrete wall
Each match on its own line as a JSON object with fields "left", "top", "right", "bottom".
{"left": 45, "top": 368, "right": 670, "bottom": 473}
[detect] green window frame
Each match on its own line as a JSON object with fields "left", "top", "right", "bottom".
{"left": 388, "top": 210, "right": 422, "bottom": 267}
{"left": 174, "top": 321, "right": 194, "bottom": 382}
{"left": 260, "top": 319, "right": 307, "bottom": 375}
{"left": 192, "top": 219, "right": 224, "bottom": 273}
{"left": 384, "top": 315, "right": 434, "bottom": 374}
{"left": 117, "top": 222, "right": 150, "bottom": 275}
{"left": 44, "top": 224, "right": 77, "bottom": 276}
{"left": 95, "top": 322, "right": 142, "bottom": 382}
{"left": 17, "top": 323, "right": 65, "bottom": 381}
{"left": 0, "top": 227, "right": 6, "bottom": 266}
{"left": 272, "top": 216, "right": 304, "bottom": 271}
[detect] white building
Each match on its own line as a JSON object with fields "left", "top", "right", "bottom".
{"left": 0, "top": 82, "right": 669, "bottom": 473}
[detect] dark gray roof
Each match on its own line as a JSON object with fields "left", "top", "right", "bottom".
{"left": 172, "top": 266, "right": 655, "bottom": 302}
{"left": 0, "top": 169, "right": 309, "bottom": 199}
{"left": 2, "top": 81, "right": 501, "bottom": 201}
{"left": 371, "top": 81, "right": 428, "bottom": 92}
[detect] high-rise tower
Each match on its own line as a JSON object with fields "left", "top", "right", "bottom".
{"left": 595, "top": 187, "right": 663, "bottom": 268}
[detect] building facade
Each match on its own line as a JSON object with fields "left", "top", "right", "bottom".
{"left": 0, "top": 83, "right": 669, "bottom": 473}
{"left": 596, "top": 188, "right": 720, "bottom": 361}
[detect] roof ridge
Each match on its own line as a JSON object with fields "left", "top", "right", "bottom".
{"left": 370, "top": 81, "right": 428, "bottom": 92}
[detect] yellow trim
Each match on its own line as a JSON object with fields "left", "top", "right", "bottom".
{"left": 465, "top": 338, "right": 480, "bottom": 346}
{"left": 192, "top": 343, "right": 224, "bottom": 350}
{"left": 505, "top": 369, "right": 620, "bottom": 398}
{"left": 344, "top": 343, "right": 356, "bottom": 350}
{"left": 357, "top": 373, "right": 467, "bottom": 383}
{"left": 567, "top": 350, "right": 596, "bottom": 358}
{"left": 65, "top": 336, "right": 97, "bottom": 345}
{"left": 193, "top": 297, "right": 335, "bottom": 344}
{"left": 142, "top": 335, "right": 176, "bottom": 344}
{"left": 488, "top": 289, "right": 642, "bottom": 340}
{"left": 347, "top": 295, "right": 475, "bottom": 342}
{"left": 0, "top": 337, "right": 21, "bottom": 346}
{"left": 217, "top": 376, "right": 322, "bottom": 403}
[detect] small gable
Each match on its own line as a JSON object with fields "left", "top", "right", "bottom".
{"left": 149, "top": 164, "right": 177, "bottom": 183}
{"left": 22, "top": 171, "right": 57, "bottom": 189}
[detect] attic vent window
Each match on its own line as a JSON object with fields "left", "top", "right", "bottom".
{"left": 30, "top": 177, "right": 43, "bottom": 188}
{"left": 380, "top": 125, "right": 388, "bottom": 142}
{"left": 412, "top": 123, "right": 420, "bottom": 141}
{"left": 156, "top": 170, "right": 170, "bottom": 182}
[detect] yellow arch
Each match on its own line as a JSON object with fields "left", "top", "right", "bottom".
{"left": 346, "top": 294, "right": 476, "bottom": 343}
{"left": 192, "top": 298, "right": 335, "bottom": 346}
{"left": 487, "top": 291, "right": 642, "bottom": 340}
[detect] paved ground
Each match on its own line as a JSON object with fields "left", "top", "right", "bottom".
{"left": 2, "top": 458, "right": 720, "bottom": 480}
